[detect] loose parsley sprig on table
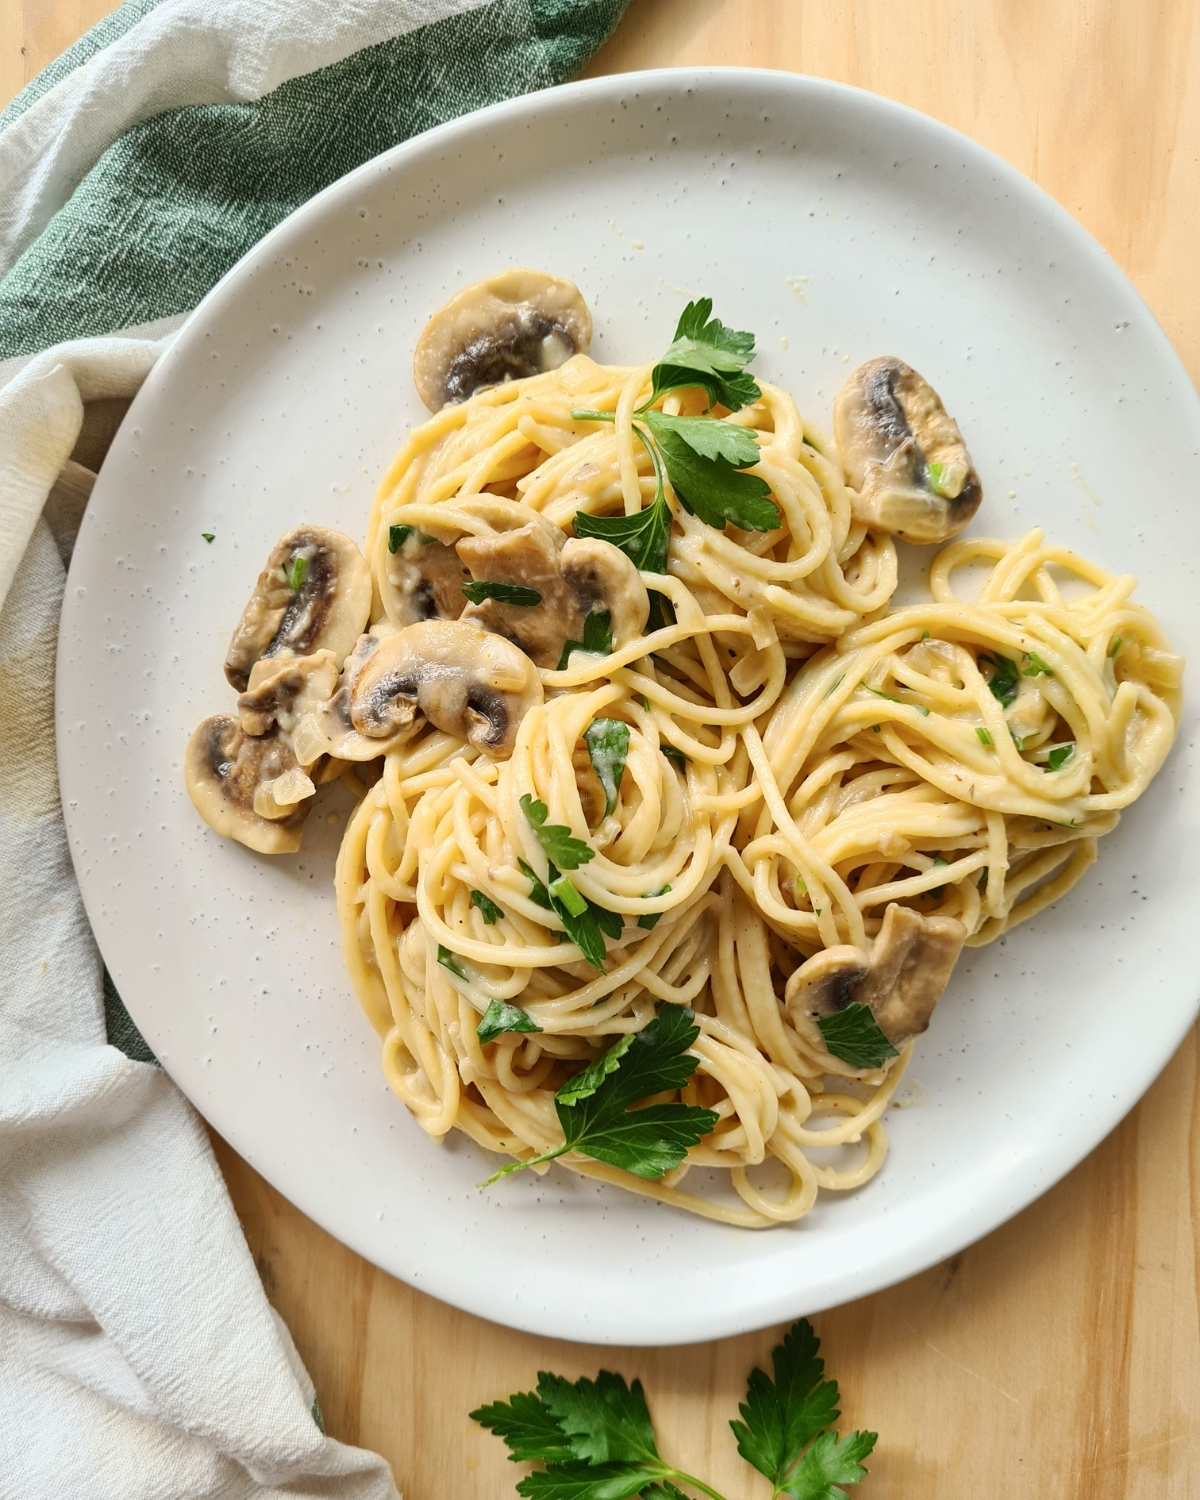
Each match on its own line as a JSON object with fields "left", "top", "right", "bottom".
{"left": 472, "top": 1315, "right": 877, "bottom": 1500}
{"left": 572, "top": 298, "right": 781, "bottom": 583}
{"left": 480, "top": 1004, "right": 718, "bottom": 1186}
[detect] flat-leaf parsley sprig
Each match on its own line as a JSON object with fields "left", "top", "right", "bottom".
{"left": 480, "top": 1004, "right": 718, "bottom": 1186}
{"left": 472, "top": 1316, "right": 877, "bottom": 1500}
{"left": 573, "top": 298, "right": 781, "bottom": 580}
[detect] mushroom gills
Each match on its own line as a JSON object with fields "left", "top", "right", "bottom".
{"left": 785, "top": 903, "right": 967, "bottom": 1054}
{"left": 185, "top": 714, "right": 311, "bottom": 854}
{"left": 833, "top": 357, "right": 982, "bottom": 544}
{"left": 224, "top": 525, "right": 372, "bottom": 690}
{"left": 413, "top": 269, "right": 592, "bottom": 411}
{"left": 345, "top": 619, "right": 543, "bottom": 759}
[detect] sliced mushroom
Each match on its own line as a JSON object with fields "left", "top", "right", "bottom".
{"left": 300, "top": 629, "right": 427, "bottom": 763}
{"left": 224, "top": 525, "right": 372, "bottom": 691}
{"left": 833, "top": 358, "right": 982, "bottom": 544}
{"left": 413, "top": 269, "right": 592, "bottom": 411}
{"left": 785, "top": 903, "right": 967, "bottom": 1052}
{"left": 185, "top": 714, "right": 311, "bottom": 854}
{"left": 387, "top": 530, "right": 470, "bottom": 626}
{"left": 458, "top": 518, "right": 648, "bottom": 668}
{"left": 346, "top": 619, "right": 543, "bottom": 758}
{"left": 236, "top": 650, "right": 339, "bottom": 748}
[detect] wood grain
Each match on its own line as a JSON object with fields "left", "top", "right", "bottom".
{"left": 6, "top": 0, "right": 1200, "bottom": 1494}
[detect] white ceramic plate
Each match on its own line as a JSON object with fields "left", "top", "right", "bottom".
{"left": 58, "top": 69, "right": 1200, "bottom": 1346}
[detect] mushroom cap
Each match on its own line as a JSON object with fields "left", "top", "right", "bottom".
{"left": 224, "top": 525, "right": 371, "bottom": 691}
{"left": 413, "top": 269, "right": 592, "bottom": 411}
{"left": 347, "top": 619, "right": 543, "bottom": 759}
{"left": 185, "top": 713, "right": 311, "bottom": 854}
{"left": 387, "top": 532, "right": 470, "bottom": 626}
{"left": 785, "top": 902, "right": 967, "bottom": 1052}
{"left": 833, "top": 357, "right": 982, "bottom": 545}
{"left": 457, "top": 509, "right": 648, "bottom": 668}
{"left": 236, "top": 649, "right": 339, "bottom": 745}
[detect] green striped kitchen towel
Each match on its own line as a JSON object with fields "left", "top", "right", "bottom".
{"left": 0, "top": 0, "right": 629, "bottom": 360}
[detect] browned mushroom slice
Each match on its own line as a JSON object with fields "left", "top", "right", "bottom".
{"left": 458, "top": 518, "right": 648, "bottom": 668}
{"left": 784, "top": 903, "right": 967, "bottom": 1051}
{"left": 224, "top": 525, "right": 371, "bottom": 691}
{"left": 387, "top": 530, "right": 470, "bottom": 625}
{"left": 347, "top": 619, "right": 543, "bottom": 759}
{"left": 236, "top": 650, "right": 339, "bottom": 747}
{"left": 413, "top": 269, "right": 592, "bottom": 411}
{"left": 833, "top": 358, "right": 982, "bottom": 544}
{"left": 185, "top": 714, "right": 312, "bottom": 854}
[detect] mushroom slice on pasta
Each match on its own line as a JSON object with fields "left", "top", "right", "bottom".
{"left": 413, "top": 268, "right": 592, "bottom": 410}
{"left": 224, "top": 525, "right": 371, "bottom": 691}
{"left": 339, "top": 619, "right": 542, "bottom": 759}
{"left": 785, "top": 903, "right": 967, "bottom": 1053}
{"left": 459, "top": 518, "right": 647, "bottom": 668}
{"left": 185, "top": 714, "right": 313, "bottom": 854}
{"left": 834, "top": 357, "right": 982, "bottom": 544}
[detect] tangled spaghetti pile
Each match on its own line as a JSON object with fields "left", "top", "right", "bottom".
{"left": 334, "top": 354, "right": 1180, "bottom": 1228}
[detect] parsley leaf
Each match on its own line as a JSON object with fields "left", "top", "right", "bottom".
{"left": 645, "top": 411, "right": 780, "bottom": 534}
{"left": 584, "top": 718, "right": 630, "bottom": 818}
{"left": 785, "top": 1430, "right": 878, "bottom": 1500}
{"left": 649, "top": 298, "right": 762, "bottom": 412}
{"left": 437, "top": 945, "right": 468, "bottom": 982}
{"left": 975, "top": 726, "right": 994, "bottom": 747}
{"left": 470, "top": 1388, "right": 577, "bottom": 1464}
{"left": 558, "top": 609, "right": 614, "bottom": 670}
{"left": 519, "top": 854, "right": 618, "bottom": 971}
{"left": 1046, "top": 743, "right": 1075, "bottom": 771}
{"left": 388, "top": 523, "right": 413, "bottom": 553}
{"left": 638, "top": 886, "right": 671, "bottom": 930}
{"left": 865, "top": 685, "right": 930, "bottom": 716}
{"left": 1023, "top": 652, "right": 1053, "bottom": 677}
{"left": 646, "top": 411, "right": 762, "bottom": 467}
{"left": 816, "top": 1003, "right": 898, "bottom": 1070}
{"left": 463, "top": 580, "right": 542, "bottom": 607}
{"left": 661, "top": 744, "right": 688, "bottom": 773}
{"left": 731, "top": 1318, "right": 877, "bottom": 1500}
{"left": 470, "top": 888, "right": 504, "bottom": 924}
{"left": 979, "top": 652, "right": 1019, "bottom": 707}
{"left": 201, "top": 531, "right": 215, "bottom": 543}
{"left": 573, "top": 494, "right": 671, "bottom": 576}
{"left": 288, "top": 554, "right": 309, "bottom": 589}
{"left": 521, "top": 795, "right": 595, "bottom": 870}
{"left": 1109, "top": 635, "right": 1123, "bottom": 660}
{"left": 481, "top": 1006, "right": 718, "bottom": 1184}
{"left": 477, "top": 1001, "right": 543, "bottom": 1044}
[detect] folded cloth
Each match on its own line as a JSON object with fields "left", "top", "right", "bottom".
{"left": 0, "top": 1, "right": 629, "bottom": 1494}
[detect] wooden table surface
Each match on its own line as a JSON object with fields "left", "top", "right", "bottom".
{"left": 6, "top": 1, "right": 1200, "bottom": 1494}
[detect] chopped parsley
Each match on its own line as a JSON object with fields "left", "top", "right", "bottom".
{"left": 462, "top": 580, "right": 542, "bottom": 607}
{"left": 288, "top": 554, "right": 309, "bottom": 589}
{"left": 388, "top": 523, "right": 413, "bottom": 553}
{"left": 477, "top": 1001, "right": 542, "bottom": 1044}
{"left": 558, "top": 609, "right": 613, "bottom": 670}
{"left": 518, "top": 857, "right": 619, "bottom": 973}
{"left": 201, "top": 532, "right": 215, "bottom": 543}
{"left": 584, "top": 718, "right": 630, "bottom": 818}
{"left": 520, "top": 795, "right": 595, "bottom": 870}
{"left": 661, "top": 744, "right": 688, "bottom": 773}
{"left": 480, "top": 1005, "right": 718, "bottom": 1184}
{"left": 436, "top": 944, "right": 468, "bottom": 982}
{"left": 1023, "top": 652, "right": 1053, "bottom": 677}
{"left": 817, "top": 1003, "right": 899, "bottom": 1070}
{"left": 469, "top": 889, "right": 504, "bottom": 925}
{"left": 975, "top": 726, "right": 994, "bottom": 747}
{"left": 638, "top": 886, "right": 671, "bottom": 930}
{"left": 978, "top": 651, "right": 1018, "bottom": 707}
{"left": 1109, "top": 636, "right": 1123, "bottom": 660}
{"left": 1046, "top": 743, "right": 1075, "bottom": 771}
